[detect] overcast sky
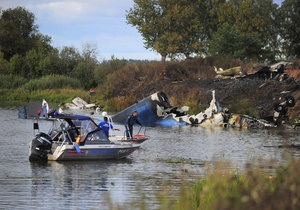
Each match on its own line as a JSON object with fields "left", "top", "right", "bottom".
{"left": 1, "top": 0, "right": 284, "bottom": 61}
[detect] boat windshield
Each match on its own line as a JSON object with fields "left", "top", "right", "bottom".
{"left": 49, "top": 118, "right": 99, "bottom": 138}
{"left": 79, "top": 119, "right": 99, "bottom": 136}
{"left": 48, "top": 117, "right": 109, "bottom": 143}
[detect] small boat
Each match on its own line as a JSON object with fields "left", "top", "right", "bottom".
{"left": 29, "top": 115, "right": 140, "bottom": 162}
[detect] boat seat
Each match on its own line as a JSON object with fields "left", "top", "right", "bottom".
{"left": 67, "top": 128, "right": 78, "bottom": 142}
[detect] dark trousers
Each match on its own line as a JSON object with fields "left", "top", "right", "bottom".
{"left": 125, "top": 126, "right": 133, "bottom": 139}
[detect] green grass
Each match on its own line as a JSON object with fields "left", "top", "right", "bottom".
{"left": 0, "top": 88, "right": 90, "bottom": 108}
{"left": 159, "top": 158, "right": 300, "bottom": 210}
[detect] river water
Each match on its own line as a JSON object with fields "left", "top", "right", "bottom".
{"left": 0, "top": 108, "right": 299, "bottom": 209}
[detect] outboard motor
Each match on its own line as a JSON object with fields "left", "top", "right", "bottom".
{"left": 29, "top": 132, "right": 52, "bottom": 162}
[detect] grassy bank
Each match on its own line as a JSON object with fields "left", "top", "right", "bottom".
{"left": 1, "top": 58, "right": 299, "bottom": 120}
{"left": 105, "top": 158, "right": 300, "bottom": 210}
{"left": 160, "top": 158, "right": 300, "bottom": 210}
{"left": 0, "top": 88, "right": 90, "bottom": 109}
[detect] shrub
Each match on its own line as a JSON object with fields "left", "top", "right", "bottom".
{"left": 0, "top": 88, "right": 89, "bottom": 108}
{"left": 23, "top": 74, "right": 82, "bottom": 91}
{"left": 0, "top": 74, "right": 27, "bottom": 89}
{"left": 101, "top": 96, "right": 138, "bottom": 112}
{"left": 27, "top": 89, "right": 89, "bottom": 105}
{"left": 229, "top": 98, "right": 260, "bottom": 118}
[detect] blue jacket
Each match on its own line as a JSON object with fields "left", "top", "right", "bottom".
{"left": 98, "top": 121, "right": 113, "bottom": 135}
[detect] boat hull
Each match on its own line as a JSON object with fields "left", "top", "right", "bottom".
{"left": 109, "top": 134, "right": 149, "bottom": 144}
{"left": 48, "top": 144, "right": 140, "bottom": 161}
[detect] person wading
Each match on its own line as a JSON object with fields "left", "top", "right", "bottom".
{"left": 125, "top": 111, "right": 142, "bottom": 139}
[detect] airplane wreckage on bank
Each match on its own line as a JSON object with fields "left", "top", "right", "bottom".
{"left": 111, "top": 61, "right": 297, "bottom": 128}
{"left": 111, "top": 91, "right": 296, "bottom": 129}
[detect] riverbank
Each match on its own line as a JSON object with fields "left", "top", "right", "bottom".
{"left": 93, "top": 59, "right": 300, "bottom": 124}
{"left": 1, "top": 59, "right": 299, "bottom": 124}
{"left": 0, "top": 88, "right": 91, "bottom": 109}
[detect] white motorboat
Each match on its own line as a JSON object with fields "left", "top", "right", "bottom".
{"left": 29, "top": 114, "right": 140, "bottom": 161}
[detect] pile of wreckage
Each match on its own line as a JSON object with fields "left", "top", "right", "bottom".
{"left": 18, "top": 97, "right": 99, "bottom": 119}
{"left": 214, "top": 61, "right": 295, "bottom": 81}
{"left": 63, "top": 97, "right": 97, "bottom": 110}
{"left": 19, "top": 99, "right": 56, "bottom": 119}
{"left": 111, "top": 90, "right": 296, "bottom": 129}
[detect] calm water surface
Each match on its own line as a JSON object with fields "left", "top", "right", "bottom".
{"left": 0, "top": 108, "right": 299, "bottom": 209}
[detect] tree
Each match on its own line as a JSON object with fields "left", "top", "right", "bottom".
{"left": 0, "top": 52, "right": 9, "bottom": 74}
{"left": 0, "top": 7, "right": 57, "bottom": 78}
{"left": 8, "top": 54, "right": 23, "bottom": 75}
{"left": 95, "top": 55, "right": 128, "bottom": 84}
{"left": 212, "top": 0, "right": 279, "bottom": 60}
{"left": 126, "top": 0, "right": 216, "bottom": 61}
{"left": 0, "top": 7, "right": 38, "bottom": 60}
{"left": 59, "top": 46, "right": 81, "bottom": 76}
{"left": 74, "top": 43, "right": 99, "bottom": 89}
{"left": 75, "top": 61, "right": 97, "bottom": 90}
{"left": 209, "top": 24, "right": 269, "bottom": 61}
{"left": 182, "top": 0, "right": 225, "bottom": 57}
{"left": 279, "top": 0, "right": 300, "bottom": 58}
{"left": 126, "top": 0, "right": 167, "bottom": 61}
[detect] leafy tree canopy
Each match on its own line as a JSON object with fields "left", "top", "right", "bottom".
{"left": 127, "top": 0, "right": 284, "bottom": 61}
{"left": 209, "top": 24, "right": 272, "bottom": 61}
{"left": 279, "top": 0, "right": 300, "bottom": 58}
{"left": 126, "top": 0, "right": 216, "bottom": 61}
{"left": 0, "top": 7, "right": 51, "bottom": 60}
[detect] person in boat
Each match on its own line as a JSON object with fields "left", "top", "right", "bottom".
{"left": 125, "top": 111, "right": 142, "bottom": 139}
{"left": 98, "top": 116, "right": 118, "bottom": 137}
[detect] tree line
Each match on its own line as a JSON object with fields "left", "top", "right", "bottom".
{"left": 126, "top": 0, "right": 300, "bottom": 62}
{"left": 0, "top": 7, "right": 129, "bottom": 90}
{"left": 0, "top": 1, "right": 299, "bottom": 90}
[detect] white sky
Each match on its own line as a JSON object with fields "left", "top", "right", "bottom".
{"left": 1, "top": 0, "right": 284, "bottom": 61}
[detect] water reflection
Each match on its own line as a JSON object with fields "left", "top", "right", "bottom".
{"left": 29, "top": 159, "right": 138, "bottom": 209}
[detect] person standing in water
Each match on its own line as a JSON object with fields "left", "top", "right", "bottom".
{"left": 125, "top": 111, "right": 142, "bottom": 139}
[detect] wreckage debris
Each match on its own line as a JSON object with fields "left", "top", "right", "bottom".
{"left": 63, "top": 97, "right": 97, "bottom": 110}
{"left": 110, "top": 90, "right": 294, "bottom": 129}
{"left": 111, "top": 92, "right": 187, "bottom": 127}
{"left": 18, "top": 99, "right": 58, "bottom": 119}
{"left": 214, "top": 61, "right": 296, "bottom": 82}
{"left": 273, "top": 95, "right": 296, "bottom": 126}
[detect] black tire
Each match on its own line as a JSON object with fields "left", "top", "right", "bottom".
{"left": 189, "top": 117, "right": 195, "bottom": 124}
{"left": 285, "top": 96, "right": 295, "bottom": 107}
{"left": 274, "top": 103, "right": 285, "bottom": 113}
